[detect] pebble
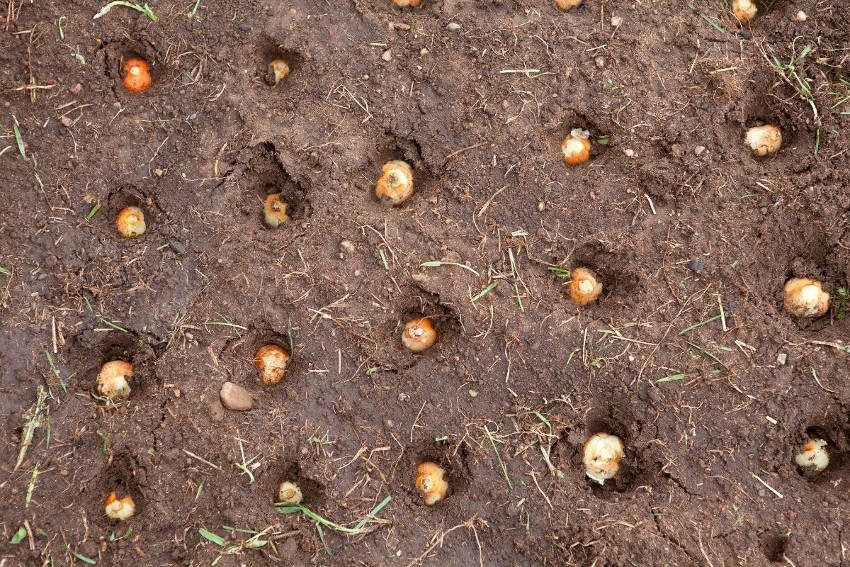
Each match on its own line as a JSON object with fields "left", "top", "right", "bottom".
{"left": 623, "top": 148, "right": 635, "bottom": 157}
{"left": 219, "top": 382, "right": 252, "bottom": 411}
{"left": 776, "top": 353, "right": 787, "bottom": 365}
{"left": 420, "top": 48, "right": 429, "bottom": 56}
{"left": 611, "top": 15, "right": 623, "bottom": 27}
{"left": 381, "top": 49, "right": 392, "bottom": 62}
{"left": 60, "top": 116, "right": 74, "bottom": 128}
{"left": 168, "top": 240, "right": 186, "bottom": 254}
{"left": 69, "top": 83, "right": 83, "bottom": 95}
{"left": 694, "top": 145, "right": 706, "bottom": 156}
{"left": 688, "top": 260, "right": 705, "bottom": 274}
{"left": 446, "top": 22, "right": 461, "bottom": 31}
{"left": 469, "top": 389, "right": 478, "bottom": 398}
{"left": 795, "top": 10, "right": 807, "bottom": 22}
{"left": 594, "top": 56, "right": 606, "bottom": 68}
{"left": 339, "top": 239, "right": 355, "bottom": 258}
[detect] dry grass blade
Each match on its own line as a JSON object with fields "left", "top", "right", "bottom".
{"left": 16, "top": 385, "right": 47, "bottom": 470}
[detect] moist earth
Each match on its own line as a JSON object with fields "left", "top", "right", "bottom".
{"left": 1, "top": 0, "right": 849, "bottom": 565}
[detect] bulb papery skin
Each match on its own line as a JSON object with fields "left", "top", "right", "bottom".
{"left": 795, "top": 438, "right": 829, "bottom": 472}
{"left": 732, "top": 0, "right": 757, "bottom": 23}
{"left": 784, "top": 278, "right": 830, "bottom": 317}
{"left": 415, "top": 461, "right": 448, "bottom": 505}
{"left": 376, "top": 160, "right": 415, "bottom": 205}
{"left": 277, "top": 481, "right": 303, "bottom": 505}
{"left": 105, "top": 492, "right": 136, "bottom": 521}
{"left": 745, "top": 125, "right": 782, "bottom": 156}
{"left": 402, "top": 317, "right": 437, "bottom": 352}
{"left": 583, "top": 432, "right": 625, "bottom": 485}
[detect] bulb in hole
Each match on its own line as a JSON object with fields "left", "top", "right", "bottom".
{"left": 783, "top": 277, "right": 829, "bottom": 318}
{"left": 105, "top": 491, "right": 136, "bottom": 521}
{"left": 376, "top": 160, "right": 415, "bottom": 205}
{"left": 263, "top": 193, "right": 290, "bottom": 228}
{"left": 121, "top": 58, "right": 152, "bottom": 93}
{"left": 254, "top": 344, "right": 290, "bottom": 386}
{"left": 745, "top": 124, "right": 782, "bottom": 156}
{"left": 562, "top": 129, "right": 591, "bottom": 167}
{"left": 116, "top": 206, "right": 146, "bottom": 238}
{"left": 392, "top": 0, "right": 421, "bottom": 6}
{"left": 795, "top": 438, "right": 829, "bottom": 472}
{"left": 276, "top": 481, "right": 303, "bottom": 505}
{"left": 568, "top": 267, "right": 603, "bottom": 306}
{"left": 583, "top": 432, "right": 624, "bottom": 485}
{"left": 415, "top": 461, "right": 448, "bottom": 505}
{"left": 267, "top": 59, "right": 290, "bottom": 86}
{"left": 732, "top": 0, "right": 757, "bottom": 23}
{"left": 97, "top": 360, "right": 133, "bottom": 401}
{"left": 402, "top": 317, "right": 437, "bottom": 352}
{"left": 554, "top": 0, "right": 583, "bottom": 10}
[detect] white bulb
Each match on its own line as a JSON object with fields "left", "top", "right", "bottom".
{"left": 277, "top": 481, "right": 303, "bottom": 505}
{"left": 795, "top": 438, "right": 829, "bottom": 472}
{"left": 583, "top": 432, "right": 625, "bottom": 484}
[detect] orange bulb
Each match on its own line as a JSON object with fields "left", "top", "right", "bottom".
{"left": 121, "top": 58, "right": 152, "bottom": 93}
{"left": 402, "top": 317, "right": 437, "bottom": 352}
{"left": 562, "top": 133, "right": 591, "bottom": 166}
{"left": 376, "top": 160, "right": 414, "bottom": 205}
{"left": 568, "top": 267, "right": 602, "bottom": 306}
{"left": 116, "top": 206, "right": 146, "bottom": 238}
{"left": 393, "top": 0, "right": 421, "bottom": 6}
{"left": 254, "top": 344, "right": 290, "bottom": 385}
{"left": 555, "top": 0, "right": 583, "bottom": 9}
{"left": 105, "top": 491, "right": 136, "bottom": 520}
{"left": 97, "top": 360, "right": 133, "bottom": 401}
{"left": 263, "top": 194, "right": 290, "bottom": 227}
{"left": 415, "top": 461, "right": 448, "bottom": 505}
{"left": 267, "top": 59, "right": 290, "bottom": 85}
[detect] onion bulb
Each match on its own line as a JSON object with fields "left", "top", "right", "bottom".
{"left": 784, "top": 278, "right": 829, "bottom": 318}
{"left": 415, "top": 461, "right": 448, "bottom": 505}
{"left": 402, "top": 317, "right": 437, "bottom": 352}
{"left": 97, "top": 360, "right": 133, "bottom": 401}
{"left": 375, "top": 160, "right": 414, "bottom": 205}
{"left": 583, "top": 432, "right": 624, "bottom": 485}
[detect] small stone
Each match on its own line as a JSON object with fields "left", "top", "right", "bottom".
{"left": 60, "top": 116, "right": 74, "bottom": 128}
{"left": 795, "top": 10, "right": 807, "bottom": 22}
{"left": 168, "top": 240, "right": 186, "bottom": 254}
{"left": 611, "top": 15, "right": 623, "bottom": 27}
{"left": 537, "top": 201, "right": 545, "bottom": 212}
{"left": 468, "top": 389, "right": 478, "bottom": 398}
{"left": 220, "top": 382, "right": 253, "bottom": 411}
{"left": 391, "top": 22, "right": 411, "bottom": 30}
{"left": 69, "top": 83, "right": 83, "bottom": 95}
{"left": 381, "top": 49, "right": 392, "bottom": 62}
{"left": 623, "top": 148, "right": 635, "bottom": 157}
{"left": 420, "top": 48, "right": 429, "bottom": 56}
{"left": 339, "top": 239, "right": 355, "bottom": 256}
{"left": 776, "top": 353, "right": 787, "bottom": 365}
{"left": 208, "top": 399, "right": 225, "bottom": 422}
{"left": 153, "top": 168, "right": 164, "bottom": 177}
{"left": 594, "top": 56, "right": 606, "bottom": 68}
{"left": 173, "top": 388, "right": 181, "bottom": 398}
{"left": 694, "top": 145, "right": 706, "bottom": 156}
{"left": 446, "top": 22, "right": 461, "bottom": 31}
{"left": 688, "top": 260, "right": 705, "bottom": 274}
{"left": 741, "top": 30, "right": 751, "bottom": 40}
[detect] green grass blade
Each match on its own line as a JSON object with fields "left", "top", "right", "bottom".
{"left": 198, "top": 528, "right": 227, "bottom": 546}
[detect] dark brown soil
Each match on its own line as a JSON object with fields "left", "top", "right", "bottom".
{"left": 2, "top": 0, "right": 849, "bottom": 565}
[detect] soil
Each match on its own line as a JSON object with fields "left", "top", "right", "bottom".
{"left": 1, "top": 0, "right": 849, "bottom": 565}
